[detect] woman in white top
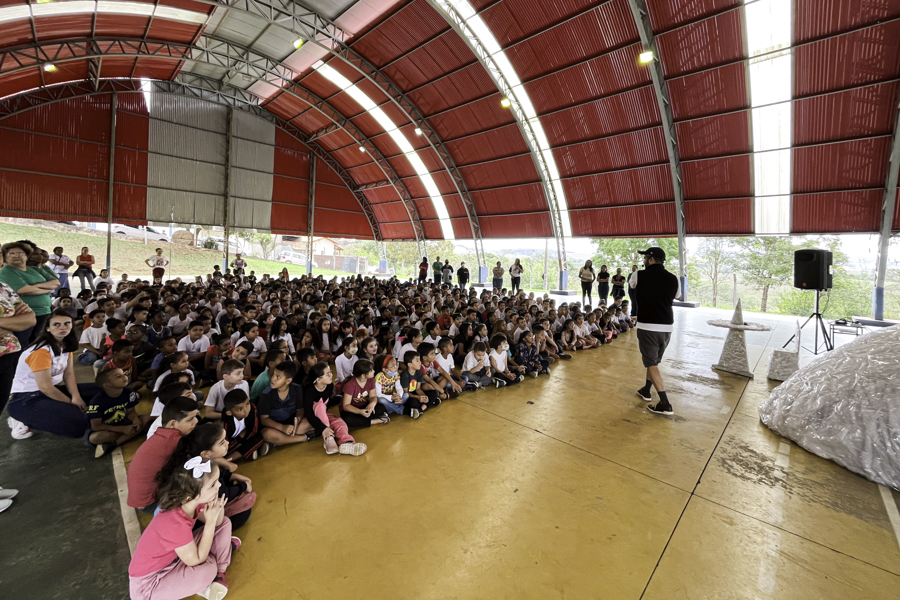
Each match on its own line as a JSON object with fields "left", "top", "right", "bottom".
{"left": 7, "top": 309, "right": 102, "bottom": 438}
{"left": 508, "top": 259, "right": 524, "bottom": 295}
{"left": 578, "top": 260, "right": 596, "bottom": 308}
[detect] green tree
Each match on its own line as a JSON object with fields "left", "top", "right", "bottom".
{"left": 590, "top": 237, "right": 682, "bottom": 274}
{"left": 694, "top": 237, "right": 736, "bottom": 307}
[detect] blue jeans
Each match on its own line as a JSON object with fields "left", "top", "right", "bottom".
{"left": 7, "top": 383, "right": 103, "bottom": 437}
{"left": 53, "top": 273, "right": 69, "bottom": 296}
{"left": 378, "top": 394, "right": 406, "bottom": 415}
{"left": 78, "top": 350, "right": 100, "bottom": 365}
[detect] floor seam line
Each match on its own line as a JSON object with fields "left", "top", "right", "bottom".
{"left": 692, "top": 491, "right": 900, "bottom": 578}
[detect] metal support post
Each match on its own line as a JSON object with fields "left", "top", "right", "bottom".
{"left": 223, "top": 107, "right": 233, "bottom": 272}
{"left": 378, "top": 241, "right": 387, "bottom": 273}
{"left": 105, "top": 91, "right": 117, "bottom": 271}
{"left": 628, "top": 0, "right": 688, "bottom": 299}
{"left": 873, "top": 104, "right": 900, "bottom": 320}
{"left": 307, "top": 154, "right": 316, "bottom": 275}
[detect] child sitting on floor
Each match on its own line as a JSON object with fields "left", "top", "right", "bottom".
{"left": 204, "top": 360, "right": 250, "bottom": 421}
{"left": 147, "top": 375, "right": 196, "bottom": 438}
{"left": 128, "top": 457, "right": 237, "bottom": 600}
{"left": 374, "top": 354, "right": 406, "bottom": 416}
{"left": 258, "top": 361, "right": 314, "bottom": 446}
{"left": 126, "top": 394, "right": 199, "bottom": 512}
{"left": 400, "top": 350, "right": 434, "bottom": 419}
{"left": 515, "top": 329, "right": 550, "bottom": 377}
{"left": 340, "top": 359, "right": 390, "bottom": 429}
{"left": 223, "top": 389, "right": 267, "bottom": 462}
{"left": 249, "top": 349, "right": 284, "bottom": 402}
{"left": 489, "top": 333, "right": 524, "bottom": 385}
{"left": 86, "top": 367, "right": 152, "bottom": 458}
{"left": 159, "top": 421, "right": 255, "bottom": 531}
{"left": 461, "top": 341, "right": 496, "bottom": 389}
{"left": 302, "top": 362, "right": 367, "bottom": 456}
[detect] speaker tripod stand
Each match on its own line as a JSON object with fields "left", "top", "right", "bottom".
{"left": 783, "top": 289, "right": 833, "bottom": 355}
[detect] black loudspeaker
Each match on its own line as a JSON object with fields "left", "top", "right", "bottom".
{"left": 793, "top": 249, "right": 833, "bottom": 290}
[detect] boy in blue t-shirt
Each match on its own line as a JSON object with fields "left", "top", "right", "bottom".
{"left": 87, "top": 368, "right": 152, "bottom": 458}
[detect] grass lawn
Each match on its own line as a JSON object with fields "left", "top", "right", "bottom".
{"left": 0, "top": 222, "right": 348, "bottom": 280}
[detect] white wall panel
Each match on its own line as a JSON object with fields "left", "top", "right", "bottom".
{"left": 149, "top": 95, "right": 228, "bottom": 132}
{"left": 149, "top": 119, "right": 226, "bottom": 163}
{"left": 230, "top": 167, "right": 272, "bottom": 202}
{"left": 232, "top": 109, "right": 275, "bottom": 145}
{"left": 149, "top": 155, "right": 226, "bottom": 195}
{"left": 147, "top": 190, "right": 225, "bottom": 226}
{"left": 230, "top": 198, "right": 271, "bottom": 231}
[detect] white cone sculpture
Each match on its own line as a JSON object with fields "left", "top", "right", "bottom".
{"left": 712, "top": 299, "right": 754, "bottom": 378}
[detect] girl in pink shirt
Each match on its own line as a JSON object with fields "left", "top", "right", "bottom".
{"left": 128, "top": 457, "right": 239, "bottom": 600}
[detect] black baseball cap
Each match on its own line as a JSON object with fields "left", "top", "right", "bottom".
{"left": 639, "top": 247, "right": 666, "bottom": 262}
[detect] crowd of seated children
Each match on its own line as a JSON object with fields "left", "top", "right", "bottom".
{"left": 5, "top": 265, "right": 640, "bottom": 600}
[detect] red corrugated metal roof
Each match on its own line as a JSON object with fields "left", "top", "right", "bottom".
{"left": 794, "top": 20, "right": 900, "bottom": 97}
{"left": 458, "top": 154, "right": 541, "bottom": 190}
{"left": 480, "top": 0, "right": 604, "bottom": 47}
{"left": 351, "top": 0, "right": 450, "bottom": 67}
{"left": 675, "top": 111, "right": 750, "bottom": 160}
{"left": 407, "top": 63, "right": 498, "bottom": 116}
{"left": 645, "top": 0, "right": 742, "bottom": 34}
{"left": 563, "top": 165, "right": 674, "bottom": 209}
{"left": 371, "top": 201, "right": 414, "bottom": 224}
{"left": 379, "top": 221, "right": 416, "bottom": 239}
{"left": 793, "top": 138, "right": 891, "bottom": 193}
{"left": 682, "top": 155, "right": 752, "bottom": 199}
{"left": 503, "top": 0, "right": 638, "bottom": 81}
{"left": 427, "top": 96, "right": 516, "bottom": 140}
{"left": 794, "top": 0, "right": 900, "bottom": 43}
{"left": 656, "top": 8, "right": 745, "bottom": 78}
{"left": 792, "top": 191, "right": 882, "bottom": 232}
{"left": 361, "top": 187, "right": 401, "bottom": 205}
{"left": 345, "top": 162, "right": 388, "bottom": 185}
{"left": 524, "top": 43, "right": 650, "bottom": 114}
{"left": 684, "top": 198, "right": 752, "bottom": 234}
{"left": 479, "top": 212, "right": 552, "bottom": 237}
{"left": 272, "top": 176, "right": 309, "bottom": 207}
{"left": 571, "top": 203, "right": 677, "bottom": 236}
{"left": 667, "top": 62, "right": 749, "bottom": 120}
{"left": 793, "top": 82, "right": 900, "bottom": 145}
{"left": 553, "top": 127, "right": 669, "bottom": 178}
{"left": 443, "top": 124, "right": 530, "bottom": 166}
{"left": 470, "top": 183, "right": 547, "bottom": 215}
{"left": 382, "top": 33, "right": 475, "bottom": 92}
{"left": 540, "top": 86, "right": 661, "bottom": 146}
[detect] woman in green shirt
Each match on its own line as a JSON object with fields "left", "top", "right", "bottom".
{"left": 0, "top": 242, "right": 58, "bottom": 345}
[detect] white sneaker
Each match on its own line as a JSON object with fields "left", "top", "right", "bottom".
{"left": 198, "top": 581, "right": 228, "bottom": 600}
{"left": 7, "top": 417, "right": 32, "bottom": 440}
{"left": 0, "top": 498, "right": 12, "bottom": 513}
{"left": 339, "top": 442, "right": 367, "bottom": 456}
{"left": 0, "top": 488, "right": 19, "bottom": 500}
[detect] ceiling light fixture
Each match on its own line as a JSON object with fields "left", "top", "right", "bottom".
{"left": 43, "top": 63, "right": 57, "bottom": 72}
{"left": 293, "top": 38, "right": 304, "bottom": 49}
{"left": 414, "top": 128, "right": 423, "bottom": 135}
{"left": 639, "top": 50, "right": 654, "bottom": 64}
{"left": 359, "top": 146, "right": 366, "bottom": 152}
{"left": 500, "top": 97, "right": 511, "bottom": 108}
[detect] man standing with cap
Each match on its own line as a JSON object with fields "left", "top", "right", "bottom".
{"left": 631, "top": 246, "right": 680, "bottom": 416}
{"left": 457, "top": 261, "right": 469, "bottom": 289}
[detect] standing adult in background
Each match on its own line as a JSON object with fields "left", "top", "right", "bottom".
{"left": 611, "top": 267, "right": 627, "bottom": 300}
{"left": 578, "top": 260, "right": 595, "bottom": 307}
{"left": 231, "top": 253, "right": 247, "bottom": 276}
{"left": 509, "top": 259, "right": 524, "bottom": 294}
{"left": 631, "top": 247, "right": 680, "bottom": 416}
{"left": 442, "top": 259, "right": 454, "bottom": 286}
{"left": 145, "top": 248, "right": 169, "bottom": 282}
{"left": 432, "top": 256, "right": 443, "bottom": 285}
{"left": 0, "top": 281, "right": 36, "bottom": 429}
{"left": 628, "top": 264, "right": 639, "bottom": 318}
{"left": 73, "top": 246, "right": 96, "bottom": 292}
{"left": 418, "top": 257, "right": 429, "bottom": 283}
{"left": 93, "top": 268, "right": 114, "bottom": 290}
{"left": 597, "top": 265, "right": 610, "bottom": 306}
{"left": 0, "top": 242, "right": 57, "bottom": 345}
{"left": 48, "top": 247, "right": 72, "bottom": 295}
{"left": 492, "top": 261, "right": 505, "bottom": 292}
{"left": 457, "top": 261, "right": 469, "bottom": 289}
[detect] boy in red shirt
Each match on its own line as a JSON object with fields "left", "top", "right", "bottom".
{"left": 126, "top": 393, "right": 198, "bottom": 512}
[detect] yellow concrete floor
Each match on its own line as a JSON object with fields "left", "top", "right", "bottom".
{"left": 120, "top": 309, "right": 900, "bottom": 599}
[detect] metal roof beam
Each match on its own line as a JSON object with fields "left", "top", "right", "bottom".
{"left": 873, "top": 100, "right": 900, "bottom": 319}
{"left": 628, "top": 0, "right": 688, "bottom": 297}
{"left": 426, "top": 0, "right": 569, "bottom": 290}
{"left": 0, "top": 75, "right": 383, "bottom": 241}
{"left": 0, "top": 36, "right": 426, "bottom": 242}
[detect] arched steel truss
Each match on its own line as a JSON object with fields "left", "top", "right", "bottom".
{"left": 628, "top": 0, "right": 688, "bottom": 294}
{"left": 427, "top": 0, "right": 569, "bottom": 285}
{"left": 198, "top": 0, "right": 486, "bottom": 270}
{"left": 0, "top": 74, "right": 384, "bottom": 241}
{"left": 0, "top": 35, "right": 426, "bottom": 247}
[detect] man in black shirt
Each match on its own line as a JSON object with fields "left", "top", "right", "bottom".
{"left": 630, "top": 247, "right": 681, "bottom": 416}
{"left": 457, "top": 262, "right": 470, "bottom": 289}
